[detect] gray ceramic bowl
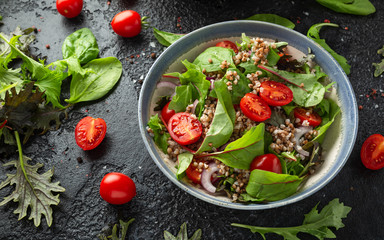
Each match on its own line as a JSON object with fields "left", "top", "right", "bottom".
{"left": 138, "top": 20, "right": 358, "bottom": 210}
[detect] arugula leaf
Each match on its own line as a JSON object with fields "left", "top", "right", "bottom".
{"left": 98, "top": 218, "right": 135, "bottom": 240}
{"left": 164, "top": 222, "right": 202, "bottom": 240}
{"left": 193, "top": 47, "right": 235, "bottom": 73}
{"left": 232, "top": 198, "right": 351, "bottom": 240}
{"left": 153, "top": 28, "right": 184, "bottom": 47}
{"left": 246, "top": 14, "right": 295, "bottom": 29}
{"left": 176, "top": 152, "right": 193, "bottom": 180}
{"left": 373, "top": 45, "right": 384, "bottom": 77}
{"left": 147, "top": 114, "right": 170, "bottom": 154}
{"left": 307, "top": 23, "right": 351, "bottom": 75}
{"left": 0, "top": 64, "right": 23, "bottom": 99}
{"left": 62, "top": 28, "right": 99, "bottom": 64}
{"left": 316, "top": 0, "right": 376, "bottom": 16}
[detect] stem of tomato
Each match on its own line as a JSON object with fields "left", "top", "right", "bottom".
{"left": 14, "top": 131, "right": 35, "bottom": 191}
{"left": 141, "top": 16, "right": 151, "bottom": 29}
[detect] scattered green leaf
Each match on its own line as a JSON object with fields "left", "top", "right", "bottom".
{"left": 62, "top": 28, "right": 99, "bottom": 64}
{"left": 373, "top": 45, "right": 384, "bottom": 77}
{"left": 98, "top": 219, "right": 135, "bottom": 240}
{"left": 246, "top": 14, "right": 295, "bottom": 29}
{"left": 316, "top": 0, "right": 376, "bottom": 16}
{"left": 153, "top": 28, "right": 184, "bottom": 47}
{"left": 164, "top": 222, "right": 202, "bottom": 240}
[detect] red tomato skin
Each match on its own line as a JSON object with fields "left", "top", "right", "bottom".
{"left": 240, "top": 93, "right": 271, "bottom": 122}
{"left": 186, "top": 162, "right": 201, "bottom": 184}
{"left": 216, "top": 41, "right": 239, "bottom": 54}
{"left": 361, "top": 134, "right": 384, "bottom": 170}
{"left": 161, "top": 102, "right": 176, "bottom": 124}
{"left": 75, "top": 116, "right": 107, "bottom": 150}
{"left": 259, "top": 81, "right": 293, "bottom": 106}
{"left": 111, "top": 10, "right": 142, "bottom": 38}
{"left": 250, "top": 154, "right": 282, "bottom": 174}
{"left": 56, "top": 0, "right": 83, "bottom": 18}
{"left": 100, "top": 172, "right": 136, "bottom": 205}
{"left": 294, "top": 108, "right": 322, "bottom": 127}
{"left": 168, "top": 112, "right": 202, "bottom": 146}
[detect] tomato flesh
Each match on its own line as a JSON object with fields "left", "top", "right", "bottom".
{"left": 216, "top": 40, "right": 239, "bottom": 54}
{"left": 294, "top": 108, "right": 322, "bottom": 127}
{"left": 56, "top": 0, "right": 83, "bottom": 18}
{"left": 259, "top": 81, "right": 293, "bottom": 106}
{"left": 186, "top": 161, "right": 202, "bottom": 184}
{"left": 111, "top": 10, "right": 142, "bottom": 38}
{"left": 250, "top": 154, "right": 282, "bottom": 174}
{"left": 75, "top": 116, "right": 107, "bottom": 150}
{"left": 168, "top": 112, "right": 202, "bottom": 145}
{"left": 361, "top": 134, "right": 384, "bottom": 170}
{"left": 240, "top": 93, "right": 271, "bottom": 122}
{"left": 161, "top": 102, "right": 176, "bottom": 124}
{"left": 100, "top": 172, "right": 136, "bottom": 205}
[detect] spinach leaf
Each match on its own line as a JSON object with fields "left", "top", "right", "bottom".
{"left": 199, "top": 124, "right": 264, "bottom": 169}
{"left": 196, "top": 81, "right": 235, "bottom": 153}
{"left": 153, "top": 28, "right": 184, "bottom": 47}
{"left": 246, "top": 14, "right": 295, "bottom": 29}
{"left": 62, "top": 28, "right": 99, "bottom": 64}
{"left": 245, "top": 169, "right": 303, "bottom": 201}
{"left": 316, "top": 0, "right": 375, "bottom": 16}
{"left": 307, "top": 23, "right": 351, "bottom": 75}
{"left": 168, "top": 83, "right": 195, "bottom": 113}
{"left": 238, "top": 61, "right": 262, "bottom": 75}
{"left": 176, "top": 152, "right": 193, "bottom": 180}
{"left": 65, "top": 57, "right": 122, "bottom": 104}
{"left": 311, "top": 99, "right": 341, "bottom": 144}
{"left": 147, "top": 114, "right": 170, "bottom": 154}
{"left": 266, "top": 46, "right": 281, "bottom": 66}
{"left": 193, "top": 47, "right": 235, "bottom": 73}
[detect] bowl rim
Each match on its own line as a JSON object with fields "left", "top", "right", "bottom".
{"left": 138, "top": 20, "right": 358, "bottom": 210}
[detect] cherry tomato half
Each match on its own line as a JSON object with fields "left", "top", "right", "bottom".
{"left": 361, "top": 134, "right": 384, "bottom": 170}
{"left": 100, "top": 172, "right": 136, "bottom": 205}
{"left": 240, "top": 93, "right": 271, "bottom": 122}
{"left": 168, "top": 112, "right": 202, "bottom": 145}
{"left": 161, "top": 102, "right": 176, "bottom": 124}
{"left": 186, "top": 161, "right": 202, "bottom": 184}
{"left": 294, "top": 108, "right": 322, "bottom": 127}
{"left": 216, "top": 40, "right": 239, "bottom": 54}
{"left": 111, "top": 10, "right": 142, "bottom": 38}
{"left": 259, "top": 81, "right": 293, "bottom": 106}
{"left": 56, "top": 0, "right": 83, "bottom": 18}
{"left": 250, "top": 154, "right": 282, "bottom": 174}
{"left": 75, "top": 116, "right": 107, "bottom": 150}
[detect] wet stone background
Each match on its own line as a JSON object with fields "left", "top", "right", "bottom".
{"left": 0, "top": 0, "right": 384, "bottom": 239}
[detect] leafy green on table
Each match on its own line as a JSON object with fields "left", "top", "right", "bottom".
{"left": 246, "top": 14, "right": 295, "bottom": 29}
{"left": 98, "top": 219, "right": 135, "bottom": 240}
{"left": 232, "top": 198, "right": 351, "bottom": 240}
{"left": 164, "top": 222, "right": 202, "bottom": 240}
{"left": 373, "top": 45, "right": 384, "bottom": 77}
{"left": 316, "top": 0, "right": 376, "bottom": 16}
{"left": 62, "top": 28, "right": 99, "bottom": 64}
{"left": 153, "top": 27, "right": 184, "bottom": 47}
{"left": 307, "top": 23, "right": 351, "bottom": 75}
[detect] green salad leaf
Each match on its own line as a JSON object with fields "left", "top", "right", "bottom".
{"left": 246, "top": 14, "right": 295, "bottom": 29}
{"left": 62, "top": 28, "right": 99, "bottom": 64}
{"left": 168, "top": 83, "right": 195, "bottom": 113}
{"left": 193, "top": 47, "right": 235, "bottom": 73}
{"left": 164, "top": 222, "right": 202, "bottom": 240}
{"left": 232, "top": 198, "right": 351, "bottom": 240}
{"left": 176, "top": 152, "right": 193, "bottom": 180}
{"left": 147, "top": 114, "right": 170, "bottom": 154}
{"left": 98, "top": 218, "right": 135, "bottom": 240}
{"left": 373, "top": 45, "right": 384, "bottom": 77}
{"left": 316, "top": 0, "right": 376, "bottom": 16}
{"left": 153, "top": 28, "right": 184, "bottom": 47}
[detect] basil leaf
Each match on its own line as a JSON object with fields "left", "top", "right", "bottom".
{"left": 176, "top": 152, "right": 193, "bottom": 180}
{"left": 307, "top": 23, "right": 351, "bottom": 75}
{"left": 316, "top": 0, "right": 376, "bottom": 16}
{"left": 245, "top": 169, "right": 303, "bottom": 201}
{"left": 193, "top": 47, "right": 235, "bottom": 73}
{"left": 246, "top": 14, "right": 295, "bottom": 29}
{"left": 66, "top": 57, "right": 122, "bottom": 103}
{"left": 147, "top": 114, "right": 170, "bottom": 154}
{"left": 62, "top": 28, "right": 99, "bottom": 64}
{"left": 153, "top": 28, "right": 184, "bottom": 47}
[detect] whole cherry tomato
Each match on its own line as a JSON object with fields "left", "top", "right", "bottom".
{"left": 168, "top": 112, "right": 202, "bottom": 145}
{"left": 216, "top": 40, "right": 239, "bottom": 54}
{"left": 294, "top": 108, "right": 322, "bottom": 127}
{"left": 100, "top": 172, "right": 136, "bottom": 205}
{"left": 111, "top": 10, "right": 142, "bottom": 38}
{"left": 161, "top": 102, "right": 176, "bottom": 124}
{"left": 250, "top": 154, "right": 282, "bottom": 174}
{"left": 56, "top": 0, "right": 83, "bottom": 18}
{"left": 361, "top": 134, "right": 384, "bottom": 170}
{"left": 75, "top": 116, "right": 107, "bottom": 150}
{"left": 259, "top": 81, "right": 293, "bottom": 106}
{"left": 240, "top": 93, "right": 271, "bottom": 122}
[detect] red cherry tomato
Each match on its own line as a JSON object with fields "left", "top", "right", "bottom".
{"left": 56, "top": 0, "right": 83, "bottom": 18}
{"left": 100, "top": 172, "right": 136, "bottom": 205}
{"left": 240, "top": 93, "right": 271, "bottom": 122}
{"left": 361, "top": 134, "right": 384, "bottom": 170}
{"left": 161, "top": 102, "right": 176, "bottom": 124}
{"left": 259, "top": 81, "right": 293, "bottom": 106}
{"left": 186, "top": 162, "right": 201, "bottom": 184}
{"left": 250, "top": 154, "right": 282, "bottom": 174}
{"left": 168, "top": 112, "right": 202, "bottom": 145}
{"left": 294, "top": 108, "right": 322, "bottom": 127}
{"left": 111, "top": 10, "right": 142, "bottom": 38}
{"left": 75, "top": 116, "right": 107, "bottom": 150}
{"left": 216, "top": 40, "right": 239, "bottom": 54}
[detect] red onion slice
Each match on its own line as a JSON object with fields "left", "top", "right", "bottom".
{"left": 209, "top": 80, "right": 215, "bottom": 90}
{"left": 294, "top": 126, "right": 313, "bottom": 157}
{"left": 201, "top": 162, "right": 219, "bottom": 193}
{"left": 190, "top": 99, "right": 199, "bottom": 114}
{"left": 156, "top": 81, "right": 179, "bottom": 89}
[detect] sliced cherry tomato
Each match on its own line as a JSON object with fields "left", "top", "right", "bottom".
{"left": 168, "top": 112, "right": 202, "bottom": 145}
{"left": 259, "top": 81, "right": 293, "bottom": 106}
{"left": 240, "top": 93, "right": 271, "bottom": 122}
{"left": 161, "top": 102, "right": 176, "bottom": 124}
{"left": 294, "top": 108, "right": 322, "bottom": 127}
{"left": 75, "top": 116, "right": 107, "bottom": 150}
{"left": 111, "top": 10, "right": 142, "bottom": 38}
{"left": 99, "top": 172, "right": 136, "bottom": 205}
{"left": 56, "top": 0, "right": 83, "bottom": 18}
{"left": 250, "top": 154, "right": 282, "bottom": 174}
{"left": 361, "top": 134, "right": 384, "bottom": 170}
{"left": 216, "top": 40, "right": 239, "bottom": 54}
{"left": 186, "top": 161, "right": 202, "bottom": 184}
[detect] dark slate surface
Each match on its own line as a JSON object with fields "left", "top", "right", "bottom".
{"left": 1, "top": 0, "right": 384, "bottom": 239}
